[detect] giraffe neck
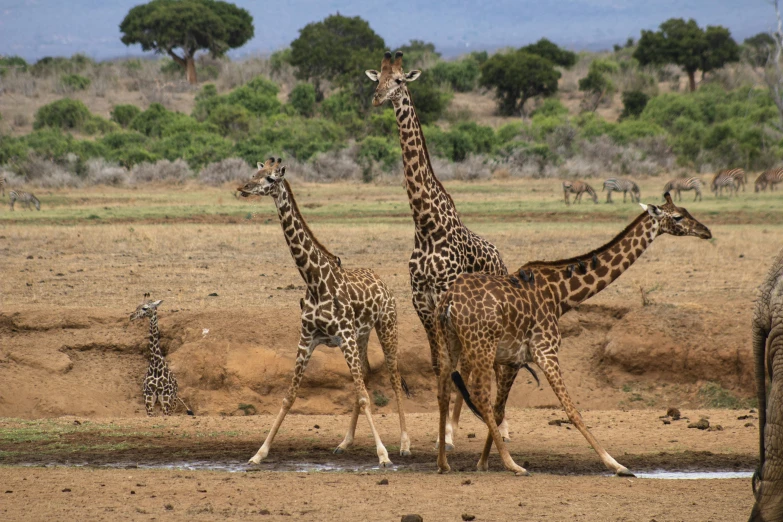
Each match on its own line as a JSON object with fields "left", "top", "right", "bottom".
{"left": 392, "top": 87, "right": 461, "bottom": 233}
{"left": 272, "top": 179, "right": 339, "bottom": 289}
{"left": 147, "top": 311, "right": 165, "bottom": 367}
{"left": 523, "top": 212, "right": 660, "bottom": 315}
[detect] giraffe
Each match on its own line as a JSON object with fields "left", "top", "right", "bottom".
{"left": 434, "top": 193, "right": 712, "bottom": 476}
{"left": 129, "top": 294, "right": 192, "bottom": 416}
{"left": 366, "top": 51, "right": 530, "bottom": 449}
{"left": 238, "top": 159, "right": 410, "bottom": 467}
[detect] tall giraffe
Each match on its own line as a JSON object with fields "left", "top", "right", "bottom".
{"left": 435, "top": 193, "right": 712, "bottom": 476}
{"left": 366, "top": 51, "right": 528, "bottom": 448}
{"left": 238, "top": 159, "right": 410, "bottom": 467}
{"left": 130, "top": 294, "right": 192, "bottom": 416}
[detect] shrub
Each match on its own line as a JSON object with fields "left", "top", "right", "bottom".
{"left": 33, "top": 99, "right": 91, "bottom": 130}
{"left": 531, "top": 99, "right": 569, "bottom": 118}
{"left": 61, "top": 74, "right": 91, "bottom": 91}
{"left": 408, "top": 73, "right": 453, "bottom": 124}
{"left": 620, "top": 91, "right": 650, "bottom": 120}
{"left": 207, "top": 104, "right": 251, "bottom": 136}
{"left": 608, "top": 119, "right": 665, "bottom": 145}
{"left": 0, "top": 55, "right": 28, "bottom": 76}
{"left": 430, "top": 58, "right": 480, "bottom": 92}
{"left": 357, "top": 136, "right": 398, "bottom": 171}
{"left": 31, "top": 54, "right": 94, "bottom": 77}
{"left": 110, "top": 105, "right": 142, "bottom": 127}
{"left": 320, "top": 90, "right": 364, "bottom": 135}
{"left": 85, "top": 158, "right": 129, "bottom": 186}
{"left": 288, "top": 83, "right": 317, "bottom": 117}
{"left": 129, "top": 159, "right": 192, "bottom": 184}
{"left": 234, "top": 115, "right": 345, "bottom": 163}
{"left": 368, "top": 108, "right": 397, "bottom": 137}
{"left": 151, "top": 132, "right": 234, "bottom": 170}
{"left": 199, "top": 158, "right": 252, "bottom": 186}
{"left": 130, "top": 103, "right": 194, "bottom": 138}
{"left": 225, "top": 76, "right": 281, "bottom": 117}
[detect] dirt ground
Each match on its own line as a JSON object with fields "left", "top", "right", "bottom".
{"left": 0, "top": 410, "right": 760, "bottom": 521}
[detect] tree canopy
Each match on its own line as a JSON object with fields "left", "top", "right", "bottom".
{"left": 521, "top": 38, "right": 577, "bottom": 68}
{"left": 578, "top": 59, "right": 619, "bottom": 111}
{"left": 480, "top": 51, "right": 561, "bottom": 116}
{"left": 744, "top": 32, "right": 776, "bottom": 67}
{"left": 289, "top": 14, "right": 385, "bottom": 101}
{"left": 119, "top": 0, "right": 253, "bottom": 84}
{"left": 633, "top": 18, "right": 739, "bottom": 92}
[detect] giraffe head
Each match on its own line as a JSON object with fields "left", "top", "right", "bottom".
{"left": 238, "top": 158, "right": 286, "bottom": 198}
{"left": 640, "top": 192, "right": 712, "bottom": 239}
{"left": 130, "top": 293, "right": 163, "bottom": 321}
{"left": 365, "top": 51, "right": 421, "bottom": 107}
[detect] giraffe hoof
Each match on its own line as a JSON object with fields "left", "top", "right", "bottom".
{"left": 445, "top": 443, "right": 454, "bottom": 452}
{"left": 616, "top": 469, "right": 635, "bottom": 478}
{"left": 248, "top": 457, "right": 262, "bottom": 465}
{"left": 400, "top": 450, "right": 412, "bottom": 457}
{"left": 378, "top": 459, "right": 393, "bottom": 468}
{"left": 515, "top": 470, "right": 531, "bottom": 477}
{"left": 502, "top": 437, "right": 511, "bottom": 443}
{"left": 333, "top": 447, "right": 346, "bottom": 455}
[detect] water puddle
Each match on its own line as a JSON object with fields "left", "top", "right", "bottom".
{"left": 25, "top": 460, "right": 396, "bottom": 474}
{"left": 634, "top": 470, "right": 753, "bottom": 480}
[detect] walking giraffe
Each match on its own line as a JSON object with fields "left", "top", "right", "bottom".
{"left": 238, "top": 159, "right": 410, "bottom": 467}
{"left": 755, "top": 168, "right": 783, "bottom": 192}
{"left": 366, "top": 51, "right": 531, "bottom": 448}
{"left": 9, "top": 191, "right": 40, "bottom": 211}
{"left": 663, "top": 176, "right": 704, "bottom": 202}
{"left": 562, "top": 180, "right": 598, "bottom": 205}
{"left": 603, "top": 178, "right": 640, "bottom": 203}
{"left": 130, "top": 294, "right": 193, "bottom": 416}
{"left": 711, "top": 169, "right": 740, "bottom": 197}
{"left": 434, "top": 193, "right": 712, "bottom": 476}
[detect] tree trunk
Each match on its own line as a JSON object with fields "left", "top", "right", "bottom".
{"left": 687, "top": 69, "right": 696, "bottom": 92}
{"left": 185, "top": 56, "right": 198, "bottom": 84}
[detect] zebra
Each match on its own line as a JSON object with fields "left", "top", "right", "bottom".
{"left": 562, "top": 180, "right": 598, "bottom": 205}
{"left": 9, "top": 191, "right": 40, "bottom": 211}
{"left": 602, "top": 177, "right": 640, "bottom": 203}
{"left": 662, "top": 176, "right": 704, "bottom": 202}
{"left": 0, "top": 174, "right": 5, "bottom": 197}
{"left": 711, "top": 169, "right": 740, "bottom": 197}
{"left": 730, "top": 168, "right": 747, "bottom": 192}
{"left": 755, "top": 168, "right": 783, "bottom": 192}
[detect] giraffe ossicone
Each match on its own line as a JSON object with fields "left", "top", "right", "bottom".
{"left": 435, "top": 193, "right": 711, "bottom": 476}
{"left": 238, "top": 159, "right": 410, "bottom": 467}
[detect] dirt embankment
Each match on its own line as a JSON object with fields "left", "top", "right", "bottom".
{"left": 0, "top": 299, "right": 754, "bottom": 419}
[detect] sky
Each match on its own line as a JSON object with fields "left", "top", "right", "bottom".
{"left": 0, "top": 0, "right": 775, "bottom": 62}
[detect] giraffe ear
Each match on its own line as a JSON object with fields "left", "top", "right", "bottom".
{"left": 365, "top": 70, "right": 380, "bottom": 82}
{"left": 639, "top": 203, "right": 648, "bottom": 211}
{"left": 642, "top": 203, "right": 662, "bottom": 217}
{"left": 405, "top": 70, "right": 422, "bottom": 82}
{"left": 257, "top": 162, "right": 263, "bottom": 170}
{"left": 150, "top": 300, "right": 163, "bottom": 308}
{"left": 277, "top": 166, "right": 286, "bottom": 179}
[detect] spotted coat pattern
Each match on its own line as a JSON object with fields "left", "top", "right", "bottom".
{"left": 239, "top": 159, "right": 410, "bottom": 467}
{"left": 434, "top": 194, "right": 713, "bottom": 476}
{"left": 562, "top": 180, "right": 598, "bottom": 205}
{"left": 130, "top": 296, "right": 190, "bottom": 416}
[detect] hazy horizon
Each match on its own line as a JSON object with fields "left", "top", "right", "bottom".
{"left": 0, "top": 0, "right": 775, "bottom": 62}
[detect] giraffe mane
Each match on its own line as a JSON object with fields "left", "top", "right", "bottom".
{"left": 521, "top": 211, "right": 650, "bottom": 270}
{"left": 282, "top": 179, "right": 341, "bottom": 266}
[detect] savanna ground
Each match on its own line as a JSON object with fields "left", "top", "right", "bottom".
{"left": 1, "top": 177, "right": 780, "bottom": 520}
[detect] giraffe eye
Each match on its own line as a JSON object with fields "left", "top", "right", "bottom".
{"left": 673, "top": 215, "right": 684, "bottom": 222}
{"left": 395, "top": 78, "right": 403, "bottom": 84}
{"left": 265, "top": 176, "right": 274, "bottom": 183}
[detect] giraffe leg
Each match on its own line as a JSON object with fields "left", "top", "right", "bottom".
{"left": 443, "top": 369, "right": 466, "bottom": 451}
{"left": 436, "top": 361, "right": 453, "bottom": 474}
{"left": 376, "top": 305, "right": 411, "bottom": 457}
{"left": 334, "top": 399, "right": 361, "bottom": 454}
{"left": 248, "top": 332, "right": 315, "bottom": 465}
{"left": 160, "top": 395, "right": 173, "bottom": 416}
{"left": 340, "top": 335, "right": 392, "bottom": 468}
{"left": 533, "top": 345, "right": 633, "bottom": 477}
{"left": 478, "top": 364, "right": 520, "bottom": 470}
{"left": 144, "top": 392, "right": 156, "bottom": 416}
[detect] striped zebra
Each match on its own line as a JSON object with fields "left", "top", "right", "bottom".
{"left": 562, "top": 180, "right": 598, "bottom": 205}
{"left": 0, "top": 174, "right": 5, "bottom": 197}
{"left": 711, "top": 170, "right": 740, "bottom": 197}
{"left": 9, "top": 191, "right": 40, "bottom": 211}
{"left": 602, "top": 177, "right": 640, "bottom": 203}
{"left": 730, "top": 168, "right": 747, "bottom": 192}
{"left": 755, "top": 168, "right": 783, "bottom": 192}
{"left": 662, "top": 176, "right": 704, "bottom": 202}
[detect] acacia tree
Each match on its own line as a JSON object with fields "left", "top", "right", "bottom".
{"left": 289, "top": 14, "right": 385, "bottom": 102}
{"left": 749, "top": 0, "right": 783, "bottom": 128}
{"left": 633, "top": 18, "right": 739, "bottom": 92}
{"left": 521, "top": 38, "right": 577, "bottom": 68}
{"left": 578, "top": 59, "right": 619, "bottom": 112}
{"left": 480, "top": 50, "right": 561, "bottom": 116}
{"left": 119, "top": 0, "right": 253, "bottom": 84}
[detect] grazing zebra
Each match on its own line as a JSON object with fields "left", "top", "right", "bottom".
{"left": 711, "top": 170, "right": 740, "bottom": 197}
{"left": 9, "top": 191, "right": 40, "bottom": 211}
{"left": 603, "top": 177, "right": 640, "bottom": 203}
{"left": 562, "top": 180, "right": 598, "bottom": 205}
{"left": 730, "top": 168, "right": 747, "bottom": 192}
{"left": 0, "top": 175, "right": 5, "bottom": 197}
{"left": 663, "top": 176, "right": 704, "bottom": 202}
{"left": 755, "top": 168, "right": 783, "bottom": 192}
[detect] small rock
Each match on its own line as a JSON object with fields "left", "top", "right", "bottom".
{"left": 666, "top": 408, "right": 681, "bottom": 420}
{"left": 707, "top": 425, "right": 723, "bottom": 432}
{"left": 26, "top": 255, "right": 33, "bottom": 259}
{"left": 130, "top": 490, "right": 136, "bottom": 495}
{"left": 164, "top": 504, "right": 174, "bottom": 511}
{"left": 737, "top": 415, "right": 753, "bottom": 420}
{"left": 259, "top": 509, "right": 271, "bottom": 515}
{"left": 687, "top": 418, "right": 710, "bottom": 430}
{"left": 73, "top": 420, "right": 81, "bottom": 425}
{"left": 62, "top": 488, "right": 71, "bottom": 493}
{"left": 208, "top": 292, "right": 218, "bottom": 297}
{"left": 462, "top": 479, "right": 471, "bottom": 485}
{"left": 5, "top": 490, "right": 12, "bottom": 493}
{"left": 377, "top": 478, "right": 388, "bottom": 485}
{"left": 750, "top": 409, "right": 757, "bottom": 414}
{"left": 467, "top": 433, "right": 476, "bottom": 438}
{"left": 548, "top": 419, "right": 570, "bottom": 426}
{"left": 745, "top": 422, "right": 755, "bottom": 428}
{"left": 401, "top": 515, "right": 423, "bottom": 522}
{"left": 662, "top": 419, "right": 671, "bottom": 425}
{"left": 197, "top": 489, "right": 206, "bottom": 493}
{"left": 461, "top": 515, "right": 476, "bottom": 521}
{"left": 313, "top": 425, "right": 320, "bottom": 429}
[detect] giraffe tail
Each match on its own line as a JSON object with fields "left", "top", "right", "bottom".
{"left": 523, "top": 364, "right": 541, "bottom": 388}
{"left": 450, "top": 371, "right": 484, "bottom": 422}
{"left": 178, "top": 398, "right": 194, "bottom": 416}
{"left": 401, "top": 377, "right": 412, "bottom": 398}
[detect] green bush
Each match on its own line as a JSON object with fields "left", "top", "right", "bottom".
{"left": 61, "top": 74, "right": 91, "bottom": 91}
{"left": 192, "top": 84, "right": 221, "bottom": 121}
{"left": 357, "top": 136, "right": 398, "bottom": 170}
{"left": 234, "top": 115, "right": 345, "bottom": 163}
{"left": 320, "top": 90, "right": 364, "bottom": 135}
{"left": 430, "top": 59, "right": 480, "bottom": 92}
{"left": 0, "top": 55, "right": 28, "bottom": 76}
{"left": 208, "top": 104, "right": 250, "bottom": 136}
{"left": 368, "top": 109, "right": 397, "bottom": 137}
{"left": 81, "top": 116, "right": 118, "bottom": 135}
{"left": 531, "top": 99, "right": 569, "bottom": 118}
{"left": 424, "top": 123, "right": 494, "bottom": 162}
{"left": 608, "top": 119, "right": 665, "bottom": 145}
{"left": 288, "top": 83, "right": 317, "bottom": 117}
{"left": 496, "top": 122, "right": 525, "bottom": 144}
{"left": 620, "top": 91, "right": 650, "bottom": 120}
{"left": 34, "top": 99, "right": 91, "bottom": 130}
{"left": 408, "top": 73, "right": 453, "bottom": 125}
{"left": 130, "top": 103, "right": 194, "bottom": 138}
{"left": 110, "top": 105, "right": 142, "bottom": 127}
{"left": 31, "top": 53, "right": 94, "bottom": 77}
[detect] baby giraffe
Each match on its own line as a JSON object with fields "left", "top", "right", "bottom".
{"left": 130, "top": 294, "right": 193, "bottom": 416}
{"left": 435, "top": 193, "right": 712, "bottom": 476}
{"left": 238, "top": 159, "right": 410, "bottom": 467}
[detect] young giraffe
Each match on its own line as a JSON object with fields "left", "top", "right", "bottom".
{"left": 238, "top": 159, "right": 410, "bottom": 467}
{"left": 435, "top": 193, "right": 712, "bottom": 476}
{"left": 366, "top": 51, "right": 531, "bottom": 448}
{"left": 130, "top": 294, "right": 192, "bottom": 416}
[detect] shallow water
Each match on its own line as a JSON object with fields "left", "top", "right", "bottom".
{"left": 634, "top": 470, "right": 753, "bottom": 480}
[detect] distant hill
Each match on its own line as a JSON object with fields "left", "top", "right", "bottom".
{"left": 0, "top": 0, "right": 772, "bottom": 61}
